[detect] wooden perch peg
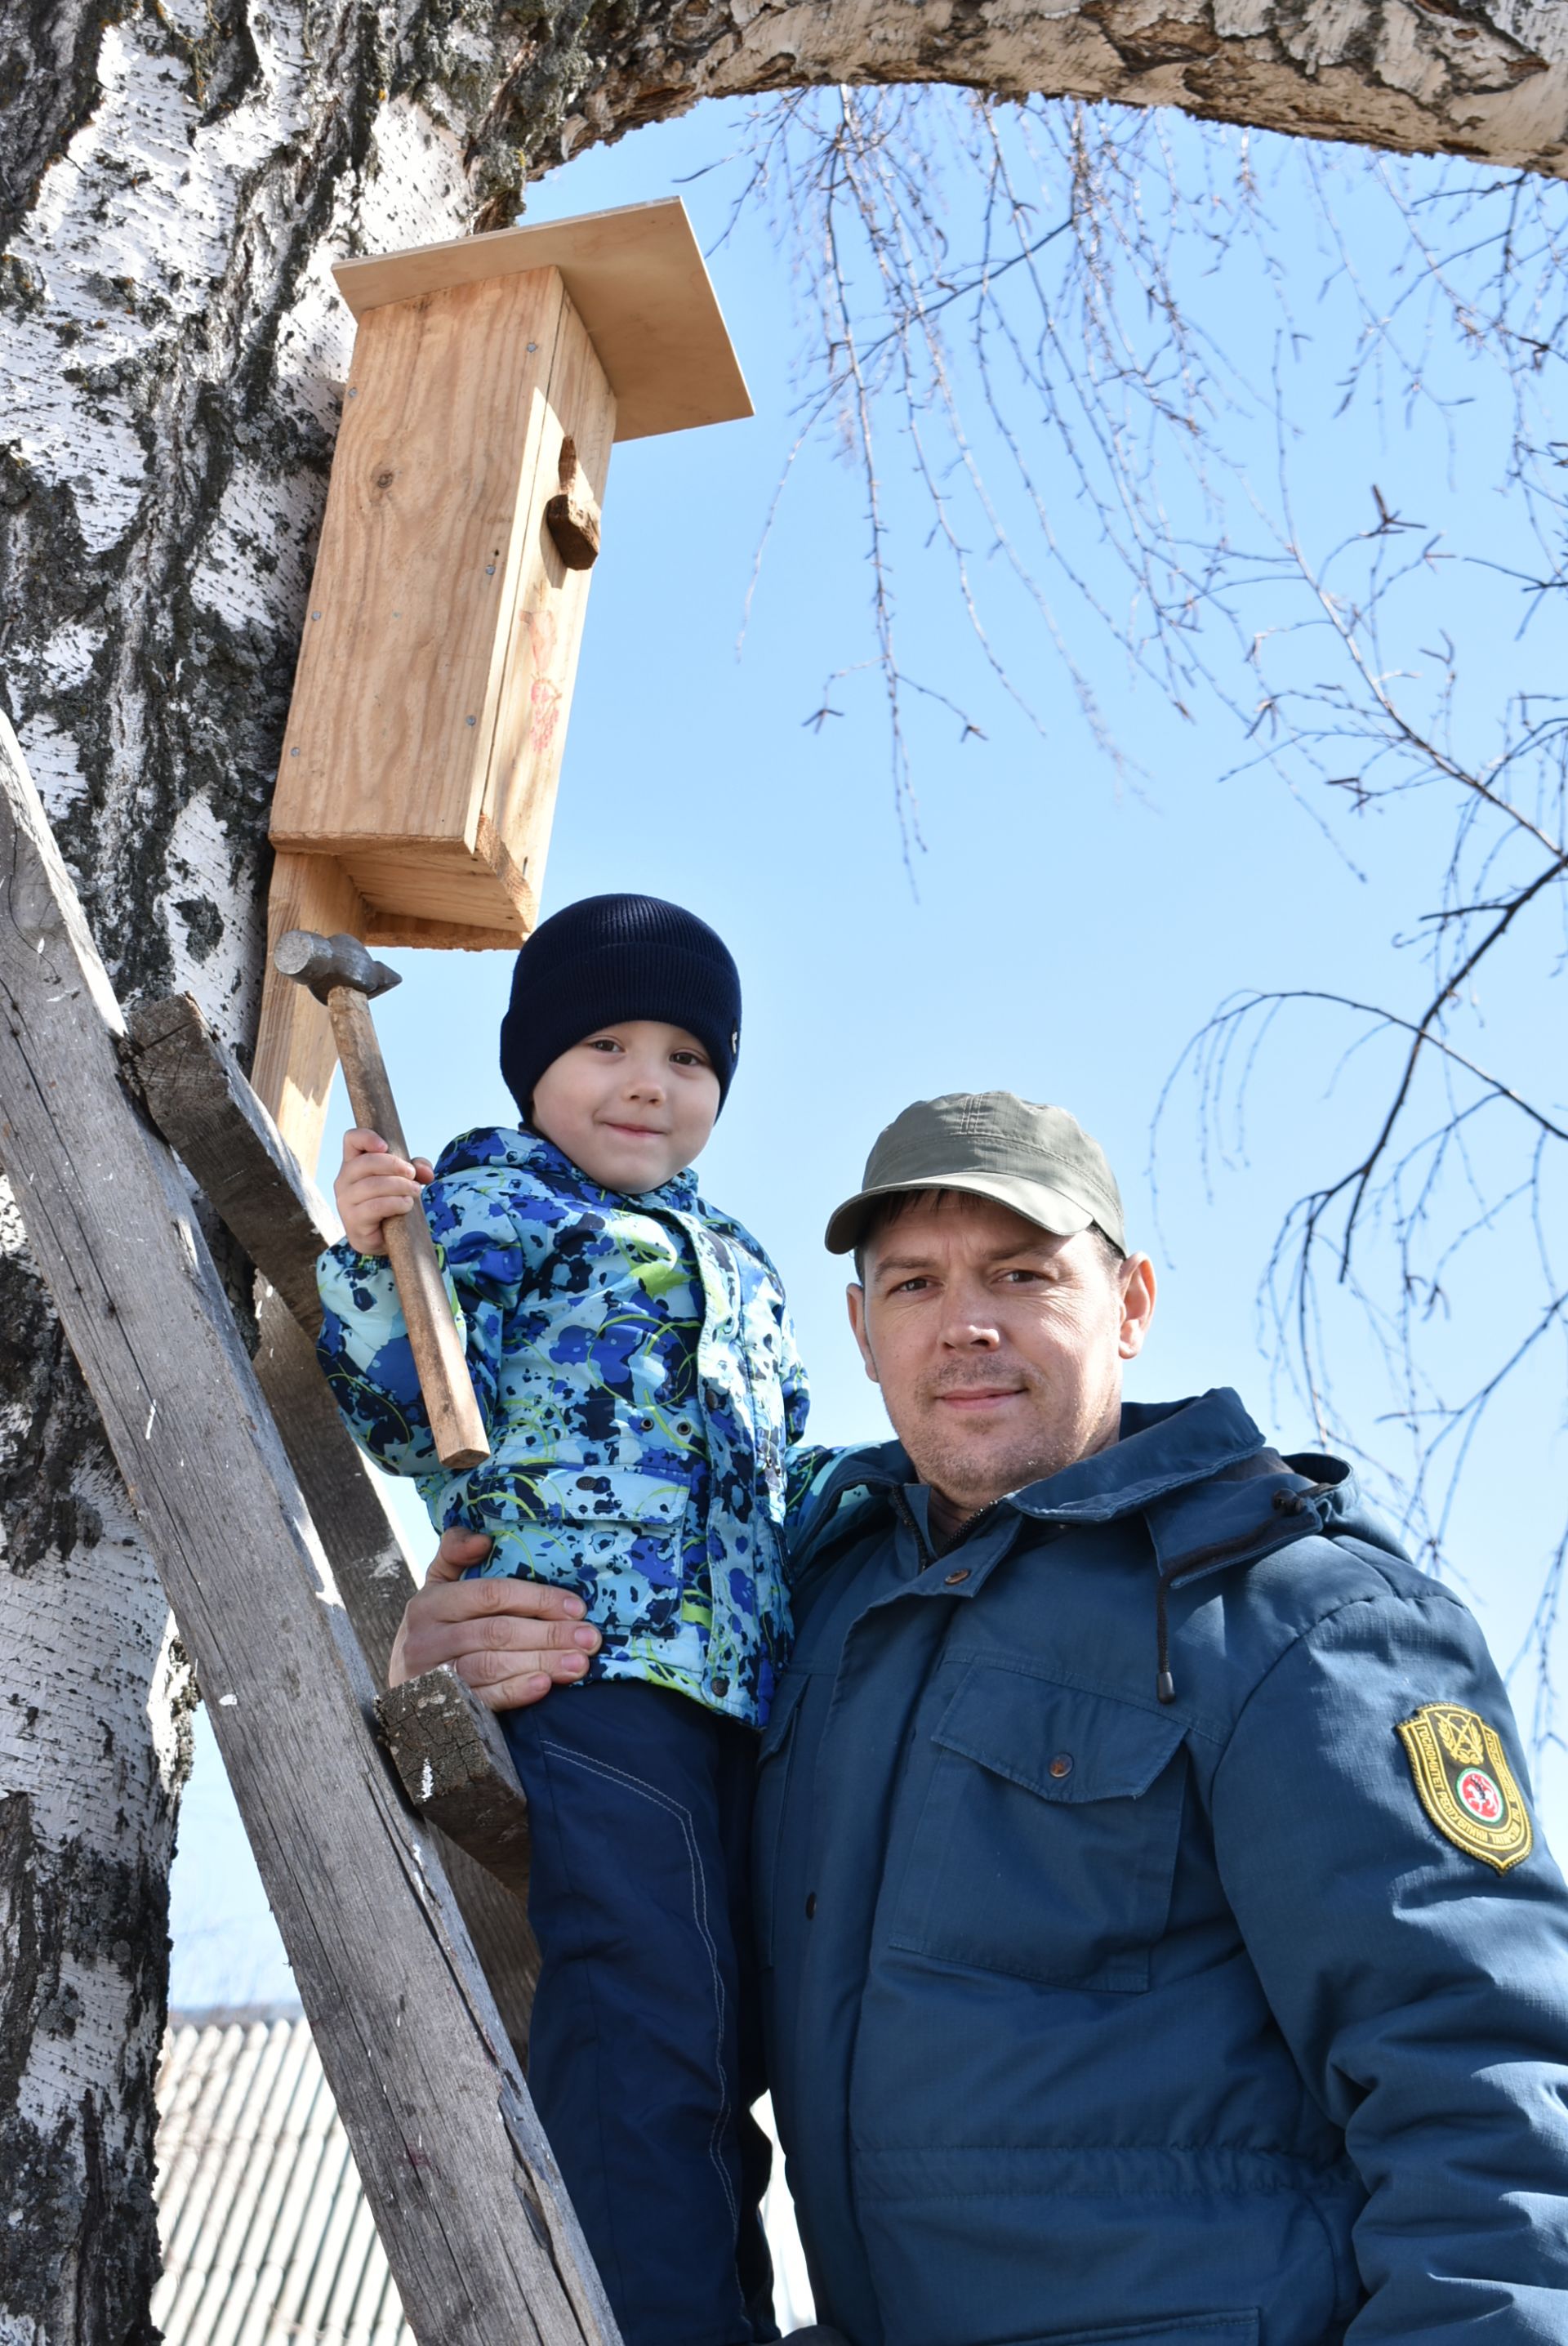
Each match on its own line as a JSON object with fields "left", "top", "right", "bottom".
{"left": 544, "top": 435, "right": 601, "bottom": 570}
{"left": 274, "top": 928, "right": 490, "bottom": 1470}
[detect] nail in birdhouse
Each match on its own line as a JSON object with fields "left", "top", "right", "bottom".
{"left": 267, "top": 199, "right": 751, "bottom": 948}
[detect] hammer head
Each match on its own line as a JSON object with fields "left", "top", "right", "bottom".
{"left": 274, "top": 929, "right": 402, "bottom": 1007}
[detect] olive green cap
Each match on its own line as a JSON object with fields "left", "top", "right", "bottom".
{"left": 825, "top": 1090, "right": 1126, "bottom": 1258}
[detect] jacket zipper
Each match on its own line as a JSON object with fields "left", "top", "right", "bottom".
{"left": 891, "top": 1486, "right": 933, "bottom": 1575}
{"left": 892, "top": 1487, "right": 1006, "bottom": 1574}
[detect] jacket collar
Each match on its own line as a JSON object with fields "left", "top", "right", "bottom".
{"left": 788, "top": 1390, "right": 1353, "bottom": 1578}
{"left": 803, "top": 1390, "right": 1263, "bottom": 1521}
{"left": 1009, "top": 1389, "right": 1268, "bottom": 1523}
{"left": 519, "top": 1128, "right": 704, "bottom": 1216}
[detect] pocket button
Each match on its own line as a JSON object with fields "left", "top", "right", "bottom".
{"left": 1049, "top": 1753, "right": 1074, "bottom": 1780}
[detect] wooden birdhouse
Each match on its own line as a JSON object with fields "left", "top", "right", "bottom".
{"left": 256, "top": 198, "right": 751, "bottom": 1162}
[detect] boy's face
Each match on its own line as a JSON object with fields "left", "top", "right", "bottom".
{"left": 530, "top": 1021, "right": 722, "bottom": 1193}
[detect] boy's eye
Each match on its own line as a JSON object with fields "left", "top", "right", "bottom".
{"left": 670, "top": 1050, "right": 710, "bottom": 1068}
{"left": 586, "top": 1037, "right": 623, "bottom": 1055}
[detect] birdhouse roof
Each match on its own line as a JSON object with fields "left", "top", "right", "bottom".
{"left": 332, "top": 198, "right": 752, "bottom": 444}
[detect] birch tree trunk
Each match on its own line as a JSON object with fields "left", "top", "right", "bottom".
{"left": 0, "top": 5, "right": 503, "bottom": 2335}
{"left": 1, "top": 0, "right": 1565, "bottom": 2335}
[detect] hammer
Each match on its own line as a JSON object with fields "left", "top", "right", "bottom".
{"left": 274, "top": 929, "right": 490, "bottom": 1470}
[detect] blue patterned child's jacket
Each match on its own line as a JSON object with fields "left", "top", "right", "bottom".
{"left": 315, "top": 1127, "right": 826, "bottom": 1726}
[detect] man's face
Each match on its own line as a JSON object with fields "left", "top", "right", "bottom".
{"left": 848, "top": 1190, "right": 1156, "bottom": 1519}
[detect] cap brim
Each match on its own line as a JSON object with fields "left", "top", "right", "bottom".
{"left": 825, "top": 1173, "right": 1097, "bottom": 1257}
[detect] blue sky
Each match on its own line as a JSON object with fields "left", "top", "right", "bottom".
{"left": 172, "top": 98, "right": 1568, "bottom": 2006}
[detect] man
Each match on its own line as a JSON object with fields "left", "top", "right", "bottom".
{"left": 396, "top": 1093, "right": 1568, "bottom": 2346}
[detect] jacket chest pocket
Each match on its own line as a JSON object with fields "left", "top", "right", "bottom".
{"left": 887, "top": 1666, "right": 1187, "bottom": 1991}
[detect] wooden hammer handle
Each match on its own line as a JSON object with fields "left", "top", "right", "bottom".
{"left": 326, "top": 985, "right": 490, "bottom": 1471}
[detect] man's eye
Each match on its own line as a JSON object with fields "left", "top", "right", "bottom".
{"left": 1000, "top": 1267, "right": 1044, "bottom": 1284}
{"left": 891, "top": 1276, "right": 933, "bottom": 1295}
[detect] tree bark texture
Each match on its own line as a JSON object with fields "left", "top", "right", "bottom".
{"left": 0, "top": 4, "right": 503, "bottom": 2335}
{"left": 501, "top": 2, "right": 1568, "bottom": 199}
{"left": 0, "top": 1183, "right": 194, "bottom": 2346}
{"left": 1, "top": 0, "right": 1565, "bottom": 2336}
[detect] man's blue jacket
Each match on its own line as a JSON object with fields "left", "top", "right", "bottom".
{"left": 757, "top": 1389, "right": 1568, "bottom": 2346}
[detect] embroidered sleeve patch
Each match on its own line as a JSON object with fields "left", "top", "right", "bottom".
{"left": 1396, "top": 1703, "right": 1533, "bottom": 1873}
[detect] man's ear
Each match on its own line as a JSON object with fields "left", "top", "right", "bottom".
{"left": 846, "top": 1282, "right": 880, "bottom": 1385}
{"left": 1118, "top": 1254, "right": 1156, "bottom": 1361}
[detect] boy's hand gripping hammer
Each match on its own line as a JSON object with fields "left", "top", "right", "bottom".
{"left": 274, "top": 929, "right": 490, "bottom": 1470}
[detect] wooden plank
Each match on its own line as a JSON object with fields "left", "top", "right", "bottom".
{"left": 332, "top": 200, "right": 752, "bottom": 444}
{"left": 379, "top": 1668, "right": 534, "bottom": 1906}
{"left": 0, "top": 715, "right": 614, "bottom": 2346}
{"left": 336, "top": 836, "right": 531, "bottom": 937}
{"left": 478, "top": 292, "right": 614, "bottom": 946}
{"left": 253, "top": 848, "right": 364, "bottom": 1169}
{"left": 124, "top": 992, "right": 335, "bottom": 1336}
{"left": 360, "top": 909, "right": 523, "bottom": 952}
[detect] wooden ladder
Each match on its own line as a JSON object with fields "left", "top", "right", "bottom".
{"left": 0, "top": 716, "right": 613, "bottom": 2346}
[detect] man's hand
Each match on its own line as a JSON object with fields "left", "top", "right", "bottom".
{"left": 388, "top": 1528, "right": 602, "bottom": 1708}
{"left": 336, "top": 1126, "right": 436, "bottom": 1256}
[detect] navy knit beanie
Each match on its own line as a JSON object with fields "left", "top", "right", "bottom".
{"left": 500, "top": 894, "right": 742, "bottom": 1122}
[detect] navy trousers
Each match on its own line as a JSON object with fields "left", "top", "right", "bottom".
{"left": 501, "top": 1679, "right": 778, "bottom": 2346}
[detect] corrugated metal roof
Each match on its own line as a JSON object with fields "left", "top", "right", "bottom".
{"left": 154, "top": 2011, "right": 412, "bottom": 2346}
{"left": 154, "top": 2009, "right": 814, "bottom": 2339}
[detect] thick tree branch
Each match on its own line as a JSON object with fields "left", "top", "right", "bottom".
{"left": 483, "top": 1, "right": 1568, "bottom": 213}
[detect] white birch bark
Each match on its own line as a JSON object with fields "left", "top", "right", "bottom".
{"left": 0, "top": 3, "right": 501, "bottom": 2332}
{"left": 0, "top": 1240, "right": 193, "bottom": 2346}
{"left": 2, "top": 0, "right": 1565, "bottom": 2336}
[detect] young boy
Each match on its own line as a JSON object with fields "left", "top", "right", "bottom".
{"left": 316, "top": 893, "right": 814, "bottom": 2346}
